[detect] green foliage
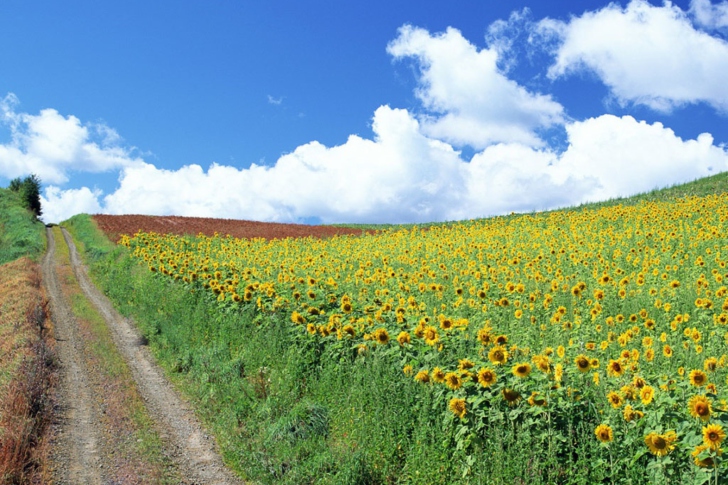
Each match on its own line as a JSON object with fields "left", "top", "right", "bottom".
{"left": 0, "top": 187, "right": 45, "bottom": 264}
{"left": 8, "top": 174, "right": 42, "bottom": 218}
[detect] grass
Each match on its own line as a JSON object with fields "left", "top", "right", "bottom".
{"left": 0, "top": 257, "right": 55, "bottom": 484}
{"left": 64, "top": 171, "right": 728, "bottom": 484}
{"left": 0, "top": 188, "right": 45, "bottom": 265}
{"left": 50, "top": 226, "right": 179, "bottom": 483}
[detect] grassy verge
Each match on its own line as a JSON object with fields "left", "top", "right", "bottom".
{"left": 0, "top": 257, "right": 55, "bottom": 484}
{"left": 51, "top": 226, "right": 179, "bottom": 483}
{"left": 0, "top": 188, "right": 45, "bottom": 265}
{"left": 66, "top": 214, "right": 611, "bottom": 484}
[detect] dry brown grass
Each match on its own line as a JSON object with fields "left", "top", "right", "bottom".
{"left": 0, "top": 258, "right": 56, "bottom": 484}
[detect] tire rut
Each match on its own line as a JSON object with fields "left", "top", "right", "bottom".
{"left": 60, "top": 227, "right": 243, "bottom": 485}
{"left": 42, "top": 227, "right": 105, "bottom": 485}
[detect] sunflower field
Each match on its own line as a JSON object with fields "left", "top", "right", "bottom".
{"left": 113, "top": 193, "right": 728, "bottom": 483}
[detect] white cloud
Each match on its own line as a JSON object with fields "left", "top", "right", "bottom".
{"left": 0, "top": 93, "right": 144, "bottom": 184}
{"left": 387, "top": 25, "right": 564, "bottom": 149}
{"left": 40, "top": 109, "right": 728, "bottom": 224}
{"left": 539, "top": 0, "right": 728, "bottom": 112}
{"left": 267, "top": 95, "right": 283, "bottom": 105}
{"left": 40, "top": 186, "right": 103, "bottom": 224}
{"left": 691, "top": 0, "right": 728, "bottom": 33}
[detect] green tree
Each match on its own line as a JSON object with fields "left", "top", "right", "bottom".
{"left": 7, "top": 174, "right": 42, "bottom": 218}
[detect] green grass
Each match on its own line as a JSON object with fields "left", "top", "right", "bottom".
{"left": 63, "top": 172, "right": 728, "bottom": 484}
{"left": 0, "top": 188, "right": 45, "bottom": 265}
{"left": 52, "top": 226, "right": 179, "bottom": 483}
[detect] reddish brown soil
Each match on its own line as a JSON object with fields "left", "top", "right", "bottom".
{"left": 92, "top": 214, "right": 372, "bottom": 242}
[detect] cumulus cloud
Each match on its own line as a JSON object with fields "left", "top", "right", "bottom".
{"left": 691, "top": 0, "right": 728, "bottom": 33}
{"left": 40, "top": 186, "right": 103, "bottom": 224}
{"left": 40, "top": 110, "right": 728, "bottom": 224}
{"left": 0, "top": 93, "right": 144, "bottom": 184}
{"left": 387, "top": 25, "right": 564, "bottom": 149}
{"left": 539, "top": 0, "right": 728, "bottom": 112}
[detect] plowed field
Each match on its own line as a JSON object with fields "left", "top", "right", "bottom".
{"left": 92, "top": 214, "right": 371, "bottom": 242}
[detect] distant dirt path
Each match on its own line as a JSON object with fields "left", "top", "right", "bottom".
{"left": 42, "top": 227, "right": 104, "bottom": 484}
{"left": 60, "top": 228, "right": 243, "bottom": 485}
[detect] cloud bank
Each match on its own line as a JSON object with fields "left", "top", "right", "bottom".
{"left": 0, "top": 0, "right": 726, "bottom": 224}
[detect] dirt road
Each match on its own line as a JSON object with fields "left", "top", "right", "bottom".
{"left": 43, "top": 227, "right": 243, "bottom": 484}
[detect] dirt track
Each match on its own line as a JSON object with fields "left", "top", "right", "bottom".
{"left": 43, "top": 227, "right": 243, "bottom": 484}
{"left": 43, "top": 228, "right": 104, "bottom": 484}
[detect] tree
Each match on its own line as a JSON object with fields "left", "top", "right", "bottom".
{"left": 7, "top": 174, "right": 42, "bottom": 218}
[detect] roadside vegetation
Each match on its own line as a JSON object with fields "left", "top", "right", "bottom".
{"left": 66, "top": 173, "right": 728, "bottom": 484}
{"left": 49, "top": 227, "right": 179, "bottom": 483}
{"left": 0, "top": 185, "right": 54, "bottom": 484}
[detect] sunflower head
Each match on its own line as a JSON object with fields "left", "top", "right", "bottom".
{"left": 512, "top": 362, "right": 532, "bottom": 378}
{"left": 574, "top": 355, "right": 591, "bottom": 373}
{"left": 607, "top": 391, "right": 623, "bottom": 409}
{"left": 488, "top": 345, "right": 509, "bottom": 365}
{"left": 692, "top": 444, "right": 720, "bottom": 468}
{"left": 502, "top": 388, "right": 521, "bottom": 404}
{"left": 444, "top": 372, "right": 463, "bottom": 390}
{"left": 690, "top": 369, "right": 708, "bottom": 387}
{"left": 689, "top": 395, "right": 712, "bottom": 421}
{"left": 432, "top": 367, "right": 446, "bottom": 383}
{"left": 414, "top": 369, "right": 430, "bottom": 384}
{"left": 595, "top": 424, "right": 613, "bottom": 443}
{"left": 645, "top": 431, "right": 677, "bottom": 457}
{"left": 449, "top": 397, "right": 466, "bottom": 419}
{"left": 477, "top": 367, "right": 497, "bottom": 387}
{"left": 703, "top": 424, "right": 726, "bottom": 451}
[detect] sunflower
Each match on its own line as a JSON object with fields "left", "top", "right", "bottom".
{"left": 554, "top": 364, "right": 564, "bottom": 383}
{"left": 432, "top": 367, "right": 446, "bottom": 383}
{"left": 528, "top": 392, "right": 547, "bottom": 407}
{"left": 341, "top": 301, "right": 353, "bottom": 313}
{"left": 488, "top": 345, "right": 509, "bottom": 366}
{"left": 458, "top": 358, "right": 475, "bottom": 370}
{"left": 607, "top": 359, "right": 625, "bottom": 378}
{"left": 607, "top": 391, "right": 623, "bottom": 409}
{"left": 663, "top": 345, "right": 673, "bottom": 358}
{"left": 688, "top": 395, "right": 712, "bottom": 421}
{"left": 644, "top": 431, "right": 677, "bottom": 457}
{"left": 703, "top": 424, "right": 726, "bottom": 450}
{"left": 396, "top": 331, "right": 411, "bottom": 346}
{"left": 449, "top": 397, "right": 466, "bottom": 419}
{"left": 532, "top": 355, "right": 551, "bottom": 374}
{"left": 423, "top": 326, "right": 439, "bottom": 346}
{"left": 477, "top": 367, "right": 497, "bottom": 387}
{"left": 704, "top": 357, "right": 719, "bottom": 372}
{"left": 574, "top": 355, "right": 591, "bottom": 373}
{"left": 512, "top": 362, "right": 532, "bottom": 378}
{"left": 623, "top": 405, "right": 644, "bottom": 422}
{"left": 372, "top": 328, "right": 390, "bottom": 345}
{"left": 414, "top": 369, "right": 430, "bottom": 383}
{"left": 640, "top": 386, "right": 655, "bottom": 406}
{"left": 306, "top": 323, "right": 317, "bottom": 335}
{"left": 403, "top": 365, "right": 413, "bottom": 376}
{"left": 692, "top": 444, "right": 720, "bottom": 468}
{"left": 502, "top": 388, "right": 521, "bottom": 404}
{"left": 594, "top": 424, "right": 613, "bottom": 443}
{"left": 690, "top": 369, "right": 708, "bottom": 387}
{"left": 477, "top": 326, "right": 493, "bottom": 345}
{"left": 445, "top": 372, "right": 463, "bottom": 390}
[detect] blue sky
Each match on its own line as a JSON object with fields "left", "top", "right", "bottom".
{"left": 1, "top": 0, "right": 727, "bottom": 223}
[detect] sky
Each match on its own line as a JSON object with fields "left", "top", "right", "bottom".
{"left": 1, "top": 0, "right": 727, "bottom": 224}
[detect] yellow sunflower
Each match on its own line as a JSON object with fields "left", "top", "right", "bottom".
{"left": 444, "top": 372, "right": 463, "bottom": 390}
{"left": 432, "top": 367, "right": 446, "bottom": 383}
{"left": 449, "top": 397, "right": 466, "bottom": 419}
{"left": 414, "top": 369, "right": 430, "bottom": 384}
{"left": 574, "top": 354, "right": 591, "bottom": 373}
{"left": 640, "top": 386, "right": 655, "bottom": 406}
{"left": 502, "top": 388, "right": 521, "bottom": 405}
{"left": 607, "top": 391, "right": 623, "bottom": 409}
{"left": 692, "top": 444, "right": 721, "bottom": 468}
{"left": 690, "top": 369, "right": 708, "bottom": 387}
{"left": 488, "top": 345, "right": 509, "bottom": 366}
{"left": 477, "top": 367, "right": 497, "bottom": 387}
{"left": 688, "top": 395, "right": 712, "bottom": 421}
{"left": 607, "top": 359, "right": 625, "bottom": 378}
{"left": 703, "top": 423, "right": 726, "bottom": 451}
{"left": 594, "top": 424, "right": 613, "bottom": 443}
{"left": 512, "top": 362, "right": 532, "bottom": 378}
{"left": 644, "top": 431, "right": 678, "bottom": 457}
